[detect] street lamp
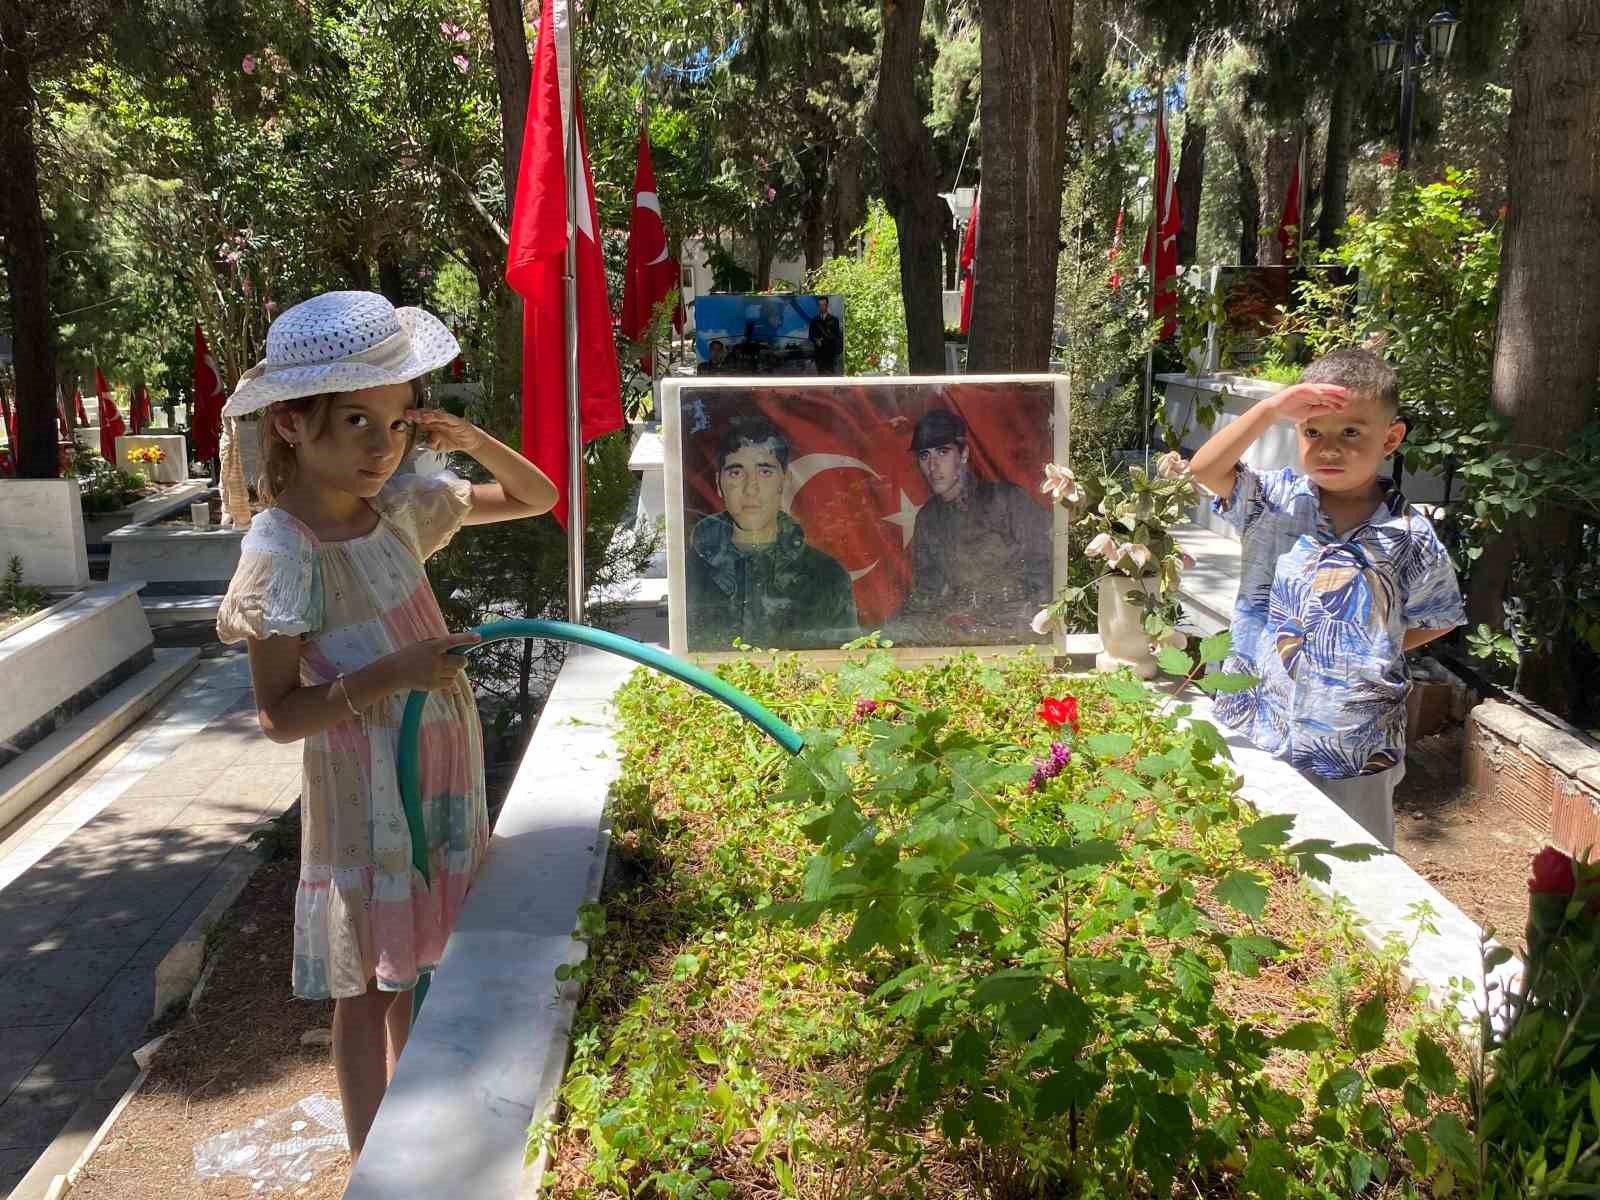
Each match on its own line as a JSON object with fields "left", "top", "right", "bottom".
{"left": 1372, "top": 10, "right": 1460, "bottom": 169}
{"left": 939, "top": 186, "right": 977, "bottom": 233}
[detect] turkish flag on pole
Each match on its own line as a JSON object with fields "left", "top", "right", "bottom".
{"left": 958, "top": 190, "right": 980, "bottom": 334}
{"left": 132, "top": 383, "right": 153, "bottom": 434}
{"left": 620, "top": 129, "right": 684, "bottom": 373}
{"left": 1276, "top": 146, "right": 1303, "bottom": 266}
{"left": 96, "top": 369, "right": 126, "bottom": 462}
{"left": 1108, "top": 205, "right": 1125, "bottom": 290}
{"left": 73, "top": 387, "right": 89, "bottom": 428}
{"left": 192, "top": 322, "right": 227, "bottom": 462}
{"left": 505, "top": 0, "right": 622, "bottom": 528}
{"left": 1141, "top": 107, "right": 1182, "bottom": 337}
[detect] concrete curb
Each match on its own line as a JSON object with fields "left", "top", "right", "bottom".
{"left": 152, "top": 856, "right": 258, "bottom": 1022}
{"left": 0, "top": 646, "right": 200, "bottom": 830}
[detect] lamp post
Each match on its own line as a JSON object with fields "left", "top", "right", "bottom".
{"left": 1371, "top": 10, "right": 1460, "bottom": 169}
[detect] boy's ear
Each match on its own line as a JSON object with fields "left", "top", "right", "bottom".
{"left": 1384, "top": 418, "right": 1407, "bottom": 455}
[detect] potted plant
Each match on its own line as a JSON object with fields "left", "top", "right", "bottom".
{"left": 1034, "top": 453, "right": 1195, "bottom": 677}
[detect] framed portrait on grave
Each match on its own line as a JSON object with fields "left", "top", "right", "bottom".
{"left": 690, "top": 293, "right": 846, "bottom": 377}
{"left": 661, "top": 376, "right": 1071, "bottom": 660}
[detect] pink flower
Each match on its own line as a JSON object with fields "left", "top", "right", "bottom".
{"left": 440, "top": 21, "right": 470, "bottom": 42}
{"left": 1155, "top": 450, "right": 1188, "bottom": 480}
{"left": 1179, "top": 550, "right": 1196, "bottom": 570}
{"left": 1031, "top": 607, "right": 1062, "bottom": 636}
{"left": 1530, "top": 847, "right": 1576, "bottom": 896}
{"left": 452, "top": 54, "right": 470, "bottom": 73}
{"left": 241, "top": 53, "right": 256, "bottom": 74}
{"left": 767, "top": 185, "right": 778, "bottom": 201}
{"left": 1085, "top": 532, "right": 1116, "bottom": 559}
{"left": 1040, "top": 462, "right": 1084, "bottom": 505}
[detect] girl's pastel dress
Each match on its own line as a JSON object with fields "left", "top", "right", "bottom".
{"left": 217, "top": 473, "right": 486, "bottom": 999}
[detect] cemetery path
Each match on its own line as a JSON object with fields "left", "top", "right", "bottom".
{"left": 0, "top": 649, "right": 299, "bottom": 1199}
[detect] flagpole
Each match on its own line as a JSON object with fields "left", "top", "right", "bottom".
{"left": 562, "top": 2, "right": 585, "bottom": 626}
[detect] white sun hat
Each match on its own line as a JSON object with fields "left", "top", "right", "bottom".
{"left": 221, "top": 291, "right": 460, "bottom": 418}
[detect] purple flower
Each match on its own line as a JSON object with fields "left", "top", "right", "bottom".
{"left": 851, "top": 698, "right": 879, "bottom": 724}
{"left": 241, "top": 53, "right": 257, "bottom": 74}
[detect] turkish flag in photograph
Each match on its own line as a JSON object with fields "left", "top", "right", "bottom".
{"left": 680, "top": 383, "right": 1054, "bottom": 627}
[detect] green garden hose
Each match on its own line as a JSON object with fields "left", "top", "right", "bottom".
{"left": 395, "top": 618, "right": 804, "bottom": 1015}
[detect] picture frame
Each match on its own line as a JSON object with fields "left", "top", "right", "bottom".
{"left": 690, "top": 293, "right": 846, "bottom": 377}
{"left": 661, "top": 375, "right": 1072, "bottom": 662}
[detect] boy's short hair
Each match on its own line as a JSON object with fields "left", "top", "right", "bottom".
{"left": 1300, "top": 347, "right": 1400, "bottom": 417}
{"left": 716, "top": 413, "right": 789, "bottom": 471}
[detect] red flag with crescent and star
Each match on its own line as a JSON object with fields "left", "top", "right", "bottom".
{"left": 958, "top": 190, "right": 980, "bottom": 334}
{"left": 679, "top": 383, "right": 1054, "bottom": 627}
{"left": 505, "top": 0, "right": 623, "bottom": 528}
{"left": 95, "top": 368, "right": 126, "bottom": 462}
{"left": 620, "top": 129, "right": 684, "bottom": 373}
{"left": 1141, "top": 106, "right": 1182, "bottom": 337}
{"left": 1276, "top": 151, "right": 1303, "bottom": 266}
{"left": 192, "top": 322, "right": 226, "bottom": 462}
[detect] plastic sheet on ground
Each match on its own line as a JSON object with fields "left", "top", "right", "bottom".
{"left": 192, "top": 1093, "right": 347, "bottom": 1192}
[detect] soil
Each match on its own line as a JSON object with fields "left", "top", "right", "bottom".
{"left": 1394, "top": 721, "right": 1542, "bottom": 954}
{"left": 154, "top": 496, "right": 223, "bottom": 527}
{"left": 68, "top": 860, "right": 347, "bottom": 1200}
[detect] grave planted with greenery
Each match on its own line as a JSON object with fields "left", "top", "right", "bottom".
{"left": 534, "top": 646, "right": 1518, "bottom": 1198}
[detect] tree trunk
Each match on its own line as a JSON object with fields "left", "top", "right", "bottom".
{"left": 755, "top": 228, "right": 775, "bottom": 291}
{"left": 1467, "top": 0, "right": 1600, "bottom": 712}
{"left": 486, "top": 0, "right": 533, "bottom": 437}
{"left": 830, "top": 138, "right": 865, "bottom": 253}
{"left": 874, "top": 0, "right": 948, "bottom": 374}
{"left": 1175, "top": 119, "right": 1206, "bottom": 267}
{"left": 968, "top": 0, "right": 1074, "bottom": 372}
{"left": 1223, "top": 120, "right": 1259, "bottom": 266}
{"left": 0, "top": 26, "right": 59, "bottom": 479}
{"left": 942, "top": 221, "right": 958, "bottom": 290}
{"left": 377, "top": 251, "right": 410, "bottom": 307}
{"left": 1316, "top": 70, "right": 1354, "bottom": 249}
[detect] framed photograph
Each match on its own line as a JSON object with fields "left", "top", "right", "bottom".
{"left": 691, "top": 293, "right": 845, "bottom": 377}
{"left": 661, "top": 375, "right": 1071, "bottom": 659}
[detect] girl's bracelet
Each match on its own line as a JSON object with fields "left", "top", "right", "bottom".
{"left": 333, "top": 675, "right": 362, "bottom": 718}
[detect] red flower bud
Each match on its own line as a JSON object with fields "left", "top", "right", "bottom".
{"left": 1529, "top": 846, "right": 1576, "bottom": 896}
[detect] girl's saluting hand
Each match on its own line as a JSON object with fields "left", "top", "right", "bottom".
{"left": 406, "top": 408, "right": 484, "bottom": 454}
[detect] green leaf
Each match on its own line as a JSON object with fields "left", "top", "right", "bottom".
{"left": 846, "top": 897, "right": 901, "bottom": 954}
{"left": 1272, "top": 1021, "right": 1335, "bottom": 1052}
{"left": 1408, "top": 1032, "right": 1455, "bottom": 1096}
{"left": 1215, "top": 869, "right": 1269, "bottom": 919}
{"left": 970, "top": 1094, "right": 1007, "bottom": 1145}
{"left": 1102, "top": 676, "right": 1151, "bottom": 703}
{"left": 1085, "top": 732, "right": 1134, "bottom": 758}
{"left": 1350, "top": 995, "right": 1388, "bottom": 1055}
{"left": 1429, "top": 1112, "right": 1476, "bottom": 1171}
{"left": 1198, "top": 632, "right": 1233, "bottom": 664}
{"left": 1403, "top": 1080, "right": 1430, "bottom": 1118}
{"left": 1157, "top": 645, "right": 1191, "bottom": 675}
{"left": 1237, "top": 813, "right": 1297, "bottom": 859}
{"left": 1223, "top": 934, "right": 1282, "bottom": 975}
{"left": 1370, "top": 1062, "right": 1410, "bottom": 1089}
{"left": 973, "top": 969, "right": 1043, "bottom": 1008}
{"left": 1317, "top": 1067, "right": 1364, "bottom": 1108}
{"left": 1035, "top": 1065, "right": 1105, "bottom": 1118}
{"left": 1195, "top": 670, "right": 1257, "bottom": 694}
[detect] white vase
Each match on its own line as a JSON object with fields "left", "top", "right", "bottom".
{"left": 1095, "top": 575, "right": 1160, "bottom": 679}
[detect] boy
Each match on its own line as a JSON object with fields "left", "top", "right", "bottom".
{"left": 1188, "top": 347, "right": 1465, "bottom": 848}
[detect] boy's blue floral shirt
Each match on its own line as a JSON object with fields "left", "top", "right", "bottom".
{"left": 1212, "top": 465, "right": 1465, "bottom": 779}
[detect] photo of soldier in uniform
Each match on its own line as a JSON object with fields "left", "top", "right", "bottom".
{"left": 666, "top": 378, "right": 1065, "bottom": 655}
{"left": 692, "top": 294, "right": 845, "bottom": 376}
{"left": 883, "top": 408, "right": 1052, "bottom": 644}
{"left": 684, "top": 414, "right": 860, "bottom": 650}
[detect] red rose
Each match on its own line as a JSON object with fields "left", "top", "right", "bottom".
{"left": 1037, "top": 696, "right": 1081, "bottom": 732}
{"left": 1529, "top": 846, "right": 1576, "bottom": 896}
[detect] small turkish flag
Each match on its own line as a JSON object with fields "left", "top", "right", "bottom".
{"left": 1141, "top": 107, "right": 1182, "bottom": 337}
{"left": 192, "top": 322, "right": 226, "bottom": 462}
{"left": 73, "top": 387, "right": 89, "bottom": 427}
{"left": 96, "top": 369, "right": 126, "bottom": 462}
{"left": 958, "top": 190, "right": 980, "bottom": 334}
{"left": 1276, "top": 154, "right": 1302, "bottom": 266}
{"left": 621, "top": 129, "right": 684, "bottom": 373}
{"left": 680, "top": 383, "right": 1054, "bottom": 627}
{"left": 505, "top": 0, "right": 623, "bottom": 528}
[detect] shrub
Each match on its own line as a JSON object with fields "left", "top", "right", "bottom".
{"left": 807, "top": 201, "right": 907, "bottom": 376}
{"left": 541, "top": 648, "right": 1468, "bottom": 1197}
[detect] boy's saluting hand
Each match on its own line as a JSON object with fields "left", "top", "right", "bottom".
{"left": 1268, "top": 382, "right": 1351, "bottom": 420}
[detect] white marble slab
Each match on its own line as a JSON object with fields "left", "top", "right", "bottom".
{"left": 0, "top": 479, "right": 90, "bottom": 587}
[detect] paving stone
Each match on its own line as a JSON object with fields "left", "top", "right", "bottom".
{"left": 0, "top": 946, "right": 132, "bottom": 1027}
{"left": 119, "top": 766, "right": 231, "bottom": 799}
{"left": 0, "top": 1074, "right": 94, "bottom": 1152}
{"left": 29, "top": 967, "right": 154, "bottom": 1085}
{"left": 0, "top": 1024, "right": 67, "bottom": 1099}
{"left": 0, "top": 897, "right": 70, "bottom": 957}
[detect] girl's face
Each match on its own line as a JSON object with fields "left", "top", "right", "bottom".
{"left": 277, "top": 383, "right": 415, "bottom": 499}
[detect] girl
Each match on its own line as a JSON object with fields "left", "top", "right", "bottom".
{"left": 215, "top": 291, "right": 556, "bottom": 1160}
